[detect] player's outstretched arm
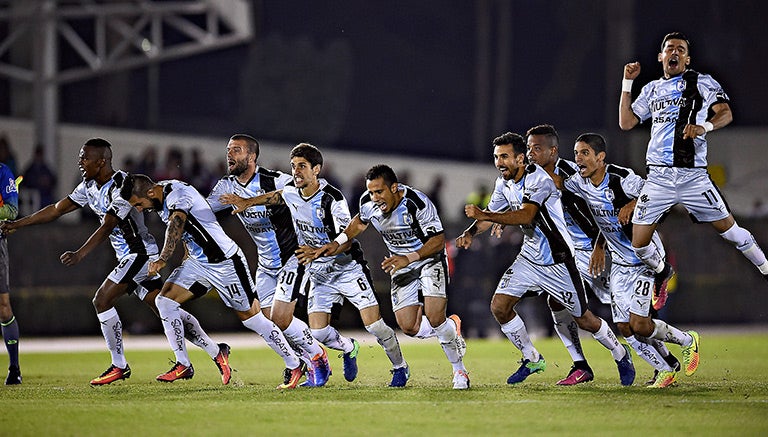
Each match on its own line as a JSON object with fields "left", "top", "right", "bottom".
{"left": 465, "top": 202, "right": 538, "bottom": 227}
{"left": 682, "top": 102, "right": 733, "bottom": 139}
{"left": 149, "top": 210, "right": 187, "bottom": 276}
{"left": 60, "top": 214, "right": 119, "bottom": 266}
{"left": 0, "top": 197, "right": 79, "bottom": 236}
{"left": 455, "top": 219, "right": 493, "bottom": 249}
{"left": 619, "top": 62, "right": 641, "bottom": 131}
{"left": 381, "top": 233, "right": 445, "bottom": 275}
{"left": 296, "top": 215, "right": 368, "bottom": 264}
{"left": 219, "top": 189, "right": 284, "bottom": 214}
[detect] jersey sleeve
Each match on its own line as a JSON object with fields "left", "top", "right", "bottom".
{"left": 166, "top": 184, "right": 195, "bottom": 214}
{"left": 620, "top": 168, "right": 645, "bottom": 198}
{"left": 631, "top": 83, "right": 652, "bottom": 123}
{"left": 274, "top": 172, "right": 293, "bottom": 190}
{"left": 68, "top": 180, "right": 89, "bottom": 207}
{"left": 563, "top": 174, "right": 580, "bottom": 194}
{"left": 206, "top": 178, "right": 229, "bottom": 213}
{"left": 523, "top": 169, "right": 556, "bottom": 207}
{"left": 487, "top": 178, "right": 508, "bottom": 213}
{"left": 331, "top": 196, "right": 352, "bottom": 233}
{"left": 698, "top": 73, "right": 730, "bottom": 110}
{"left": 358, "top": 198, "right": 374, "bottom": 224}
{"left": 416, "top": 193, "right": 443, "bottom": 237}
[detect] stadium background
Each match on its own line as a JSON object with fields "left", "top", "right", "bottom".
{"left": 1, "top": 0, "right": 767, "bottom": 337}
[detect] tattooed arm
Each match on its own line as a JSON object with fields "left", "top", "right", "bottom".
{"left": 219, "top": 189, "right": 284, "bottom": 214}
{"left": 148, "top": 210, "right": 187, "bottom": 276}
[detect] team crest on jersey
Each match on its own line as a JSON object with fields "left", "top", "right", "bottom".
{"left": 402, "top": 212, "right": 413, "bottom": 225}
{"left": 604, "top": 188, "right": 615, "bottom": 202}
{"left": 676, "top": 80, "right": 686, "bottom": 92}
{"left": 254, "top": 189, "right": 265, "bottom": 196}
{"left": 315, "top": 207, "right": 325, "bottom": 220}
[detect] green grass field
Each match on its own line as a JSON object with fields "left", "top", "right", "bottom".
{"left": 2, "top": 333, "right": 767, "bottom": 436}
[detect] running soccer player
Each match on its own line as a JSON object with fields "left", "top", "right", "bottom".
{"left": 221, "top": 143, "right": 409, "bottom": 387}
{"left": 0, "top": 139, "right": 229, "bottom": 386}
{"left": 455, "top": 132, "right": 635, "bottom": 386}
{"left": 0, "top": 163, "right": 21, "bottom": 384}
{"left": 564, "top": 133, "right": 699, "bottom": 388}
{"left": 120, "top": 173, "right": 305, "bottom": 389}
{"left": 207, "top": 134, "right": 330, "bottom": 387}
{"left": 300, "top": 164, "right": 469, "bottom": 389}
{"left": 525, "top": 124, "right": 611, "bottom": 386}
{"left": 619, "top": 32, "right": 768, "bottom": 306}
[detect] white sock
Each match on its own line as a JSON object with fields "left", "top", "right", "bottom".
{"left": 242, "top": 312, "right": 300, "bottom": 369}
{"left": 500, "top": 315, "right": 539, "bottom": 362}
{"left": 634, "top": 242, "right": 664, "bottom": 272}
{"left": 650, "top": 319, "right": 693, "bottom": 346}
{"left": 179, "top": 309, "right": 219, "bottom": 358}
{"left": 592, "top": 318, "right": 626, "bottom": 361}
{"left": 97, "top": 307, "right": 127, "bottom": 368}
{"left": 720, "top": 223, "right": 768, "bottom": 273}
{"left": 625, "top": 335, "right": 673, "bottom": 371}
{"left": 311, "top": 325, "right": 354, "bottom": 353}
{"left": 283, "top": 317, "right": 324, "bottom": 358}
{"left": 415, "top": 315, "right": 437, "bottom": 339}
{"left": 434, "top": 319, "right": 465, "bottom": 372}
{"left": 637, "top": 335, "right": 671, "bottom": 358}
{"left": 366, "top": 318, "right": 406, "bottom": 369}
{"left": 551, "top": 309, "right": 586, "bottom": 362}
{"left": 155, "top": 295, "right": 190, "bottom": 366}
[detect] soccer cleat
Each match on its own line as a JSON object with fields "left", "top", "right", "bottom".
{"left": 646, "top": 354, "right": 681, "bottom": 385}
{"left": 652, "top": 262, "right": 674, "bottom": 310}
{"left": 453, "top": 369, "right": 470, "bottom": 390}
{"left": 213, "top": 343, "right": 231, "bottom": 385}
{"left": 156, "top": 362, "right": 194, "bottom": 382}
{"left": 681, "top": 330, "right": 700, "bottom": 376}
{"left": 308, "top": 346, "right": 330, "bottom": 387}
{"left": 648, "top": 370, "right": 677, "bottom": 388}
{"left": 5, "top": 365, "right": 22, "bottom": 385}
{"left": 507, "top": 355, "right": 546, "bottom": 384}
{"left": 90, "top": 364, "right": 131, "bottom": 386}
{"left": 277, "top": 362, "right": 307, "bottom": 389}
{"left": 616, "top": 344, "right": 636, "bottom": 386}
{"left": 389, "top": 364, "right": 410, "bottom": 388}
{"left": 448, "top": 314, "right": 467, "bottom": 358}
{"left": 342, "top": 339, "right": 360, "bottom": 382}
{"left": 556, "top": 367, "right": 594, "bottom": 386}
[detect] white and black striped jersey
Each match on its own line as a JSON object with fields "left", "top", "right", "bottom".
{"left": 281, "top": 178, "right": 365, "bottom": 275}
{"left": 208, "top": 166, "right": 298, "bottom": 269}
{"left": 69, "top": 170, "right": 158, "bottom": 259}
{"left": 564, "top": 164, "right": 663, "bottom": 266}
{"left": 358, "top": 184, "right": 445, "bottom": 275}
{"left": 487, "top": 164, "right": 574, "bottom": 265}
{"left": 555, "top": 158, "right": 600, "bottom": 251}
{"left": 156, "top": 180, "right": 238, "bottom": 263}
{"left": 632, "top": 70, "right": 729, "bottom": 168}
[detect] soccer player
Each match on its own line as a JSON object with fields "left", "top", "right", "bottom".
{"left": 0, "top": 139, "right": 229, "bottom": 386}
{"left": 300, "top": 164, "right": 469, "bottom": 389}
{"left": 564, "top": 133, "right": 699, "bottom": 388}
{"left": 525, "top": 124, "right": 612, "bottom": 386}
{"left": 120, "top": 173, "right": 305, "bottom": 388}
{"left": 455, "top": 132, "right": 635, "bottom": 386}
{"left": 221, "top": 143, "right": 410, "bottom": 387}
{"left": 0, "top": 164, "right": 21, "bottom": 384}
{"left": 206, "top": 134, "right": 330, "bottom": 387}
{"left": 619, "top": 32, "right": 768, "bottom": 305}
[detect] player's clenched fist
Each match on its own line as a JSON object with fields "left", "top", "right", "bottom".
{"left": 624, "top": 62, "right": 641, "bottom": 80}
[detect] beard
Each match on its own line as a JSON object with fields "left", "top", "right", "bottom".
{"left": 228, "top": 161, "right": 248, "bottom": 177}
{"left": 151, "top": 198, "right": 163, "bottom": 212}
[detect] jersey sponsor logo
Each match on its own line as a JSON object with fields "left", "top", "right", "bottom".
{"left": 242, "top": 209, "right": 272, "bottom": 219}
{"left": 649, "top": 96, "right": 684, "bottom": 112}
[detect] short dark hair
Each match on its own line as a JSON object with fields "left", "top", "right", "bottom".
{"left": 290, "top": 143, "right": 323, "bottom": 168}
{"left": 83, "top": 138, "right": 113, "bottom": 160}
{"left": 525, "top": 124, "right": 559, "bottom": 147}
{"left": 492, "top": 132, "right": 527, "bottom": 157}
{"left": 119, "top": 173, "right": 155, "bottom": 201}
{"left": 229, "top": 134, "right": 260, "bottom": 157}
{"left": 365, "top": 164, "right": 398, "bottom": 186}
{"left": 661, "top": 32, "right": 691, "bottom": 52}
{"left": 575, "top": 133, "right": 607, "bottom": 155}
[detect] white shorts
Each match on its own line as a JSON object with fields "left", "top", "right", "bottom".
{"left": 107, "top": 253, "right": 162, "bottom": 300}
{"left": 574, "top": 248, "right": 611, "bottom": 305}
{"left": 307, "top": 261, "right": 378, "bottom": 314}
{"left": 272, "top": 255, "right": 309, "bottom": 306}
{"left": 166, "top": 248, "right": 256, "bottom": 312}
{"left": 390, "top": 257, "right": 448, "bottom": 312}
{"left": 495, "top": 255, "right": 588, "bottom": 317}
{"left": 633, "top": 166, "right": 730, "bottom": 225}
{"left": 609, "top": 262, "right": 655, "bottom": 322}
